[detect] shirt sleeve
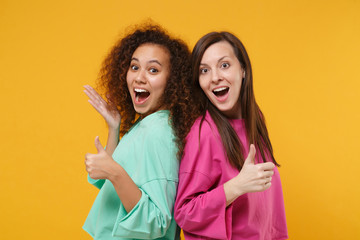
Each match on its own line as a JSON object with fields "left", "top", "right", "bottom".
{"left": 112, "top": 179, "right": 177, "bottom": 238}
{"left": 112, "top": 118, "right": 179, "bottom": 239}
{"left": 87, "top": 174, "right": 105, "bottom": 189}
{"left": 174, "top": 120, "right": 233, "bottom": 240}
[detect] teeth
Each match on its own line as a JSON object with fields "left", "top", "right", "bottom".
{"left": 135, "top": 88, "right": 148, "bottom": 93}
{"left": 213, "top": 87, "right": 228, "bottom": 92}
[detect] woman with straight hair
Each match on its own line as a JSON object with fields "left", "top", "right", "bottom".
{"left": 82, "top": 24, "right": 198, "bottom": 240}
{"left": 174, "top": 32, "right": 288, "bottom": 239}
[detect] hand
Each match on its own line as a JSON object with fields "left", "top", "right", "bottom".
{"left": 232, "top": 144, "right": 275, "bottom": 195}
{"left": 85, "top": 136, "right": 117, "bottom": 180}
{"left": 84, "top": 85, "right": 121, "bottom": 130}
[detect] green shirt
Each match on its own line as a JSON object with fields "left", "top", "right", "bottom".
{"left": 83, "top": 110, "right": 179, "bottom": 239}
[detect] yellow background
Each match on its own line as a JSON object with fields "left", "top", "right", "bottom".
{"left": 1, "top": 0, "right": 359, "bottom": 239}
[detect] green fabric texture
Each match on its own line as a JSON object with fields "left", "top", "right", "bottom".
{"left": 83, "top": 110, "right": 179, "bottom": 239}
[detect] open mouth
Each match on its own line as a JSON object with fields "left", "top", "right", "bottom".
{"left": 135, "top": 88, "right": 150, "bottom": 103}
{"left": 213, "top": 87, "right": 229, "bottom": 98}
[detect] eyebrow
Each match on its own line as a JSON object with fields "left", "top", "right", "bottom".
{"left": 200, "top": 56, "right": 228, "bottom": 66}
{"left": 131, "top": 57, "right": 162, "bottom": 66}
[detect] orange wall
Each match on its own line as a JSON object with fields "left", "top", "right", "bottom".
{"left": 0, "top": 0, "right": 359, "bottom": 239}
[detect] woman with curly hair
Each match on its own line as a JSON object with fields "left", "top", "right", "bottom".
{"left": 82, "top": 24, "right": 198, "bottom": 239}
{"left": 174, "top": 32, "right": 288, "bottom": 239}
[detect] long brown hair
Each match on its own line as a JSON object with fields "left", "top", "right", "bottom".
{"left": 98, "top": 24, "right": 199, "bottom": 159}
{"left": 192, "top": 32, "right": 279, "bottom": 169}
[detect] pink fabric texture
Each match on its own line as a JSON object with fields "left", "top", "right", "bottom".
{"left": 174, "top": 111, "right": 288, "bottom": 240}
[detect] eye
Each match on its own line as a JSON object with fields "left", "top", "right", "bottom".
{"left": 200, "top": 68, "right": 208, "bottom": 74}
{"left": 149, "top": 67, "right": 159, "bottom": 73}
{"left": 130, "top": 65, "right": 139, "bottom": 71}
{"left": 221, "top": 62, "right": 230, "bottom": 68}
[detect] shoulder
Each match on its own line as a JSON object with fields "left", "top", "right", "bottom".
{"left": 133, "top": 110, "right": 179, "bottom": 182}
{"left": 186, "top": 111, "right": 221, "bottom": 145}
{"left": 123, "top": 110, "right": 177, "bottom": 160}
{"left": 139, "top": 110, "right": 174, "bottom": 141}
{"left": 140, "top": 110, "right": 171, "bottom": 128}
{"left": 181, "top": 111, "right": 225, "bottom": 174}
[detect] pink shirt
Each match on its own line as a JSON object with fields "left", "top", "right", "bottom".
{"left": 174, "top": 111, "right": 288, "bottom": 240}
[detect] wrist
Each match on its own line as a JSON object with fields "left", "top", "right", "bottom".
{"left": 107, "top": 162, "right": 123, "bottom": 183}
{"left": 108, "top": 125, "right": 120, "bottom": 132}
{"left": 224, "top": 176, "right": 245, "bottom": 206}
{"left": 227, "top": 177, "right": 243, "bottom": 198}
{"left": 232, "top": 175, "right": 246, "bottom": 197}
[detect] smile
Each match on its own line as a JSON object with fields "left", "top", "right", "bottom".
{"left": 134, "top": 88, "right": 150, "bottom": 104}
{"left": 212, "top": 86, "right": 229, "bottom": 101}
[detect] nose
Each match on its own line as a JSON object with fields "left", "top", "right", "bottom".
{"left": 211, "top": 69, "right": 222, "bottom": 84}
{"left": 135, "top": 69, "right": 146, "bottom": 84}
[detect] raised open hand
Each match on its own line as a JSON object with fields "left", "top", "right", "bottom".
{"left": 84, "top": 85, "right": 121, "bottom": 130}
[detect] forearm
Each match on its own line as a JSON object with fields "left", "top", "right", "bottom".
{"left": 108, "top": 163, "right": 142, "bottom": 213}
{"left": 105, "top": 127, "right": 120, "bottom": 155}
{"left": 223, "top": 177, "right": 244, "bottom": 206}
{"left": 175, "top": 182, "right": 231, "bottom": 239}
{"left": 112, "top": 179, "right": 176, "bottom": 238}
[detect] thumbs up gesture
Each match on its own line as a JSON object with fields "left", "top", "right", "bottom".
{"left": 224, "top": 144, "right": 276, "bottom": 206}
{"left": 85, "top": 136, "right": 116, "bottom": 180}
{"left": 235, "top": 144, "right": 275, "bottom": 194}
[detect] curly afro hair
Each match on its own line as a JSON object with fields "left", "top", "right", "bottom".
{"left": 98, "top": 24, "right": 201, "bottom": 159}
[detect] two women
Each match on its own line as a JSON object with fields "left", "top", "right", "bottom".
{"left": 84, "top": 25, "right": 287, "bottom": 239}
